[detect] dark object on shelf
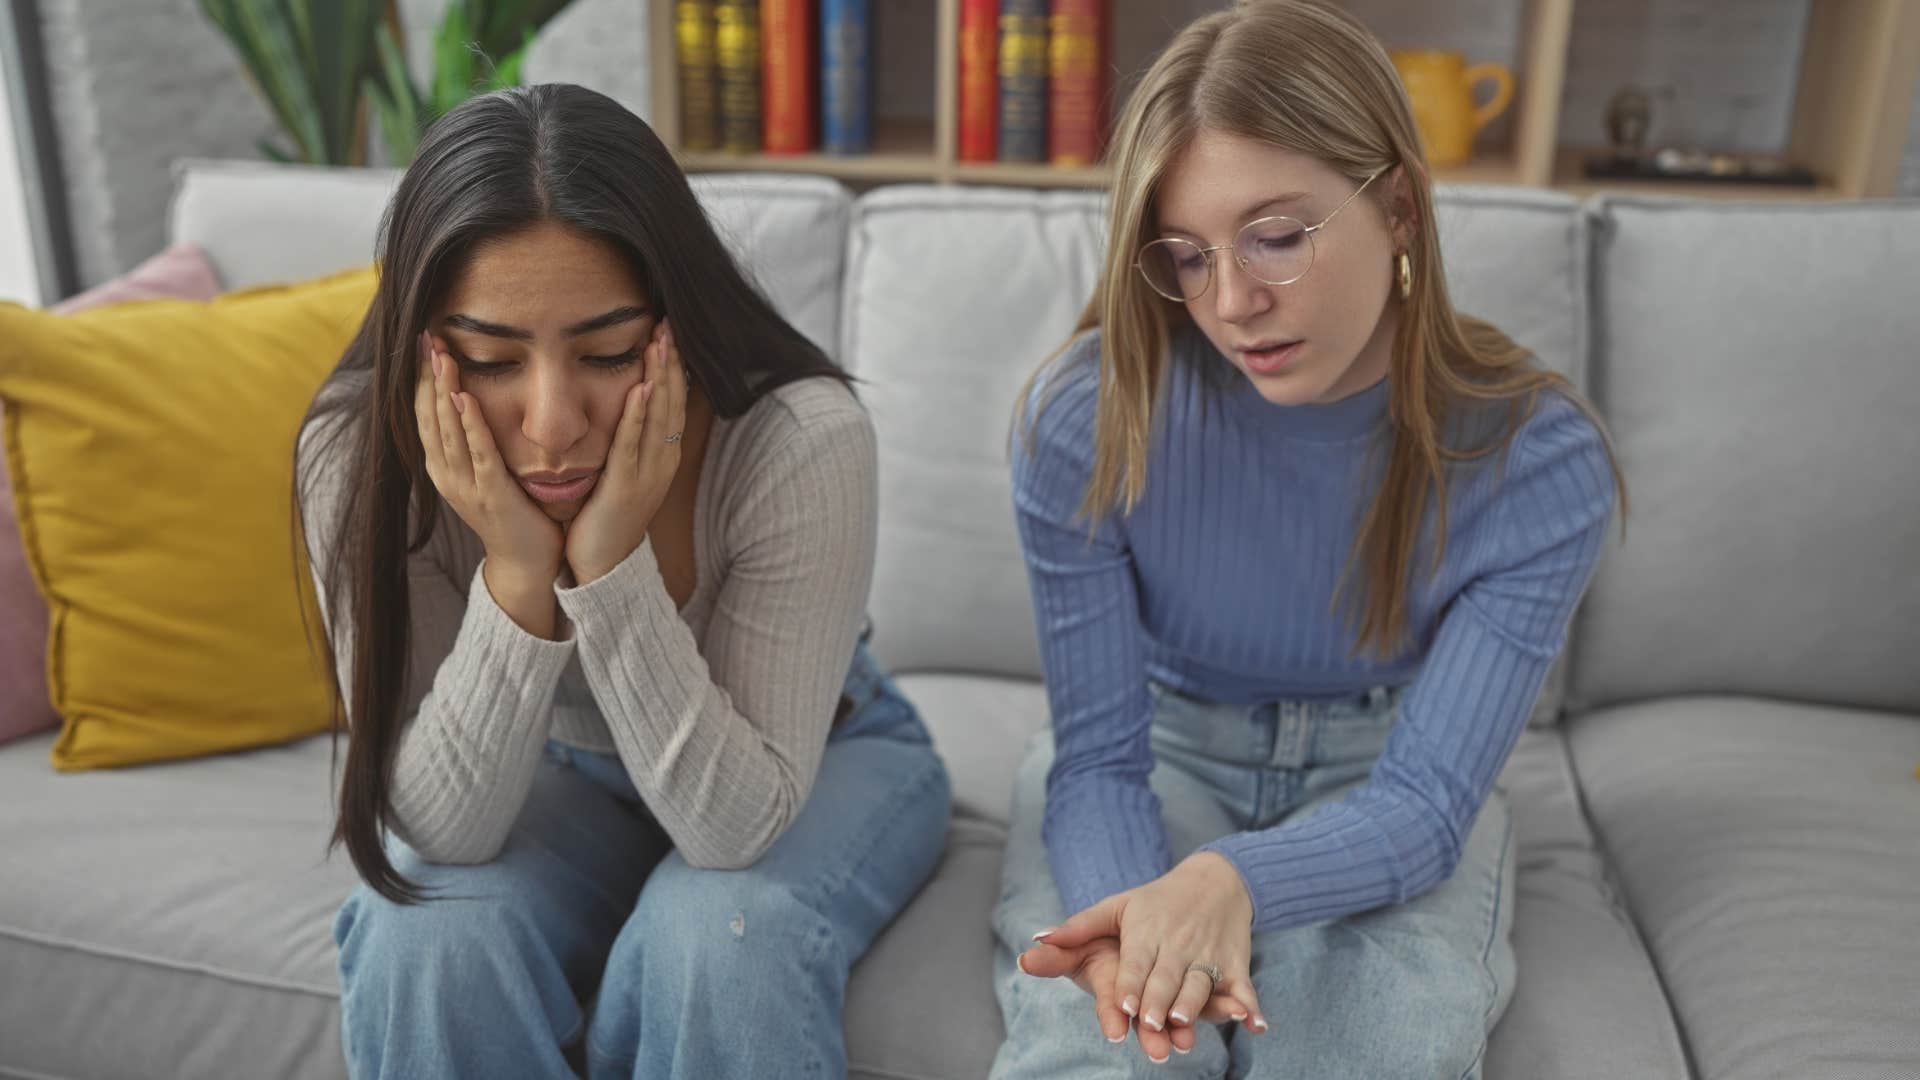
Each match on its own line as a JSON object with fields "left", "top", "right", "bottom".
{"left": 1583, "top": 148, "right": 1818, "bottom": 187}
{"left": 1604, "top": 87, "right": 1652, "bottom": 157}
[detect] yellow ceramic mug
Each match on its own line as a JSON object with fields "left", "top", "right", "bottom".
{"left": 1390, "top": 50, "right": 1514, "bottom": 168}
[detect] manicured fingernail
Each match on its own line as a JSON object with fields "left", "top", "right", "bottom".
{"left": 432, "top": 350, "right": 442, "bottom": 378}
{"left": 1148, "top": 1052, "right": 1168, "bottom": 1065}
{"left": 1105, "top": 1029, "right": 1125, "bottom": 1044}
{"left": 1015, "top": 952, "right": 1028, "bottom": 975}
{"left": 1251, "top": 1016, "right": 1268, "bottom": 1032}
{"left": 1172, "top": 1043, "right": 1190, "bottom": 1055}
{"left": 1030, "top": 928, "right": 1056, "bottom": 941}
{"left": 1169, "top": 1010, "right": 1189, "bottom": 1025}
{"left": 1120, "top": 996, "right": 1137, "bottom": 1017}
{"left": 1144, "top": 1013, "right": 1162, "bottom": 1032}
{"left": 453, "top": 393, "right": 466, "bottom": 414}
{"left": 1230, "top": 1011, "right": 1248, "bottom": 1022}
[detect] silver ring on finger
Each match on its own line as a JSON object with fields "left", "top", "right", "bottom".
{"left": 664, "top": 432, "right": 683, "bottom": 445}
{"left": 1188, "top": 961, "right": 1222, "bottom": 989}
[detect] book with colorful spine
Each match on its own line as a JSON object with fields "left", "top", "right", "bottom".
{"left": 958, "top": 0, "right": 999, "bottom": 162}
{"left": 714, "top": 0, "right": 762, "bottom": 153}
{"left": 761, "top": 0, "right": 815, "bottom": 154}
{"left": 820, "top": 0, "right": 871, "bottom": 154}
{"left": 675, "top": 0, "right": 719, "bottom": 152}
{"left": 1047, "top": 0, "right": 1106, "bottom": 167}
{"left": 996, "top": 0, "right": 1048, "bottom": 162}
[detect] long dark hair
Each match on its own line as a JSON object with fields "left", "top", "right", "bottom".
{"left": 295, "top": 83, "right": 849, "bottom": 903}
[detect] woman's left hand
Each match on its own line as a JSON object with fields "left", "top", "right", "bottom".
{"left": 564, "top": 318, "right": 686, "bottom": 585}
{"left": 1019, "top": 851, "right": 1268, "bottom": 1040}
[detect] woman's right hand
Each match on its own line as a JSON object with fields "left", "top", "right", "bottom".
{"left": 415, "top": 331, "right": 565, "bottom": 603}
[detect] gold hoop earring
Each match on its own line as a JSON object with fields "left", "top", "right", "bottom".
{"left": 1395, "top": 251, "right": 1413, "bottom": 300}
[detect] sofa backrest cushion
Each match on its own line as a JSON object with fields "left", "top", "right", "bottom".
{"left": 167, "top": 161, "right": 850, "bottom": 358}
{"left": 1569, "top": 197, "right": 1920, "bottom": 715}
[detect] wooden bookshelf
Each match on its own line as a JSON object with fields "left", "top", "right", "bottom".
{"left": 1549, "top": 146, "right": 1849, "bottom": 201}
{"left": 680, "top": 118, "right": 941, "bottom": 180}
{"left": 647, "top": 0, "right": 1920, "bottom": 198}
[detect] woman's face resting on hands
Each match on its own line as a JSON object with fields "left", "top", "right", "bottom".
{"left": 429, "top": 221, "right": 656, "bottom": 524}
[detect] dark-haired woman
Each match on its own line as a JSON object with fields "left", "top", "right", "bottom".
{"left": 296, "top": 83, "right": 950, "bottom": 1079}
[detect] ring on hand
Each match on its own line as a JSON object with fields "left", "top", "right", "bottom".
{"left": 1188, "top": 961, "right": 1223, "bottom": 987}
{"left": 664, "top": 432, "right": 683, "bottom": 444}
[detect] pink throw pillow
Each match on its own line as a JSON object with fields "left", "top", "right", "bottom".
{"left": 0, "top": 243, "right": 223, "bottom": 746}
{"left": 50, "top": 242, "right": 224, "bottom": 314}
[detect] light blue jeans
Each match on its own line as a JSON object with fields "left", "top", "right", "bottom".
{"left": 333, "top": 639, "right": 952, "bottom": 1079}
{"left": 991, "top": 679, "right": 1517, "bottom": 1079}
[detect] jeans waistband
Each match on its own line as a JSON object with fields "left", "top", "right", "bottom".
{"left": 1149, "top": 680, "right": 1404, "bottom": 773}
{"left": 1151, "top": 679, "right": 1403, "bottom": 721}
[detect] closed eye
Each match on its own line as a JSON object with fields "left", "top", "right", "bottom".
{"left": 451, "top": 345, "right": 643, "bottom": 379}
{"left": 584, "top": 345, "right": 642, "bottom": 371}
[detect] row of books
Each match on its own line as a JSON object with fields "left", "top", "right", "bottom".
{"left": 674, "top": 0, "right": 1110, "bottom": 166}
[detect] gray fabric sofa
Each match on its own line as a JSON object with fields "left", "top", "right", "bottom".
{"left": 2, "top": 161, "right": 1915, "bottom": 1080}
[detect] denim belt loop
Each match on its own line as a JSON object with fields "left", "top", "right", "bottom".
{"left": 1270, "top": 699, "right": 1308, "bottom": 769}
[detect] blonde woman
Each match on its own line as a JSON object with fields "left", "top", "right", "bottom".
{"left": 996, "top": 2, "right": 1627, "bottom": 1075}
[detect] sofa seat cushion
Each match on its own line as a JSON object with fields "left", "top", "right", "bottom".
{"left": 0, "top": 726, "right": 1008, "bottom": 1080}
{"left": 1568, "top": 697, "right": 1920, "bottom": 1079}
{"left": 1488, "top": 723, "right": 1689, "bottom": 1078}
{"left": 0, "top": 668, "right": 1690, "bottom": 1080}
{"left": 899, "top": 671, "right": 1686, "bottom": 1078}
{"left": 0, "top": 729, "right": 354, "bottom": 1080}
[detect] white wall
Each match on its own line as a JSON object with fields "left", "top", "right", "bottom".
{"left": 0, "top": 44, "right": 41, "bottom": 307}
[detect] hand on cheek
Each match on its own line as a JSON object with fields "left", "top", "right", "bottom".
{"left": 561, "top": 319, "right": 686, "bottom": 584}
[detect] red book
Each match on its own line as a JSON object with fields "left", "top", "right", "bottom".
{"left": 958, "top": 0, "right": 998, "bottom": 162}
{"left": 762, "top": 0, "right": 815, "bottom": 154}
{"left": 1047, "top": 0, "right": 1106, "bottom": 167}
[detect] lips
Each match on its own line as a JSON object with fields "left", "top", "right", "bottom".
{"left": 1238, "top": 339, "right": 1303, "bottom": 376}
{"left": 518, "top": 468, "right": 600, "bottom": 504}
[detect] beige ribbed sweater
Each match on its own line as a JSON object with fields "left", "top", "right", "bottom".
{"left": 298, "top": 377, "right": 877, "bottom": 869}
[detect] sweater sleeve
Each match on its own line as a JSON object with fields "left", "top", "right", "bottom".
{"left": 1010, "top": 346, "right": 1174, "bottom": 915}
{"left": 298, "top": 416, "right": 577, "bottom": 865}
{"left": 552, "top": 388, "right": 876, "bottom": 871}
{"left": 1200, "top": 399, "right": 1618, "bottom": 933}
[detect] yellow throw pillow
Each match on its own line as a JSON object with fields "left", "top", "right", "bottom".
{"left": 0, "top": 265, "right": 376, "bottom": 769}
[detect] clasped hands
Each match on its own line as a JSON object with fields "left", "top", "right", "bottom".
{"left": 1016, "top": 851, "right": 1269, "bottom": 1064}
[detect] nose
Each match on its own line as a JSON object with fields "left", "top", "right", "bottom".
{"left": 1211, "top": 253, "right": 1273, "bottom": 325}
{"left": 520, "top": 360, "right": 590, "bottom": 456}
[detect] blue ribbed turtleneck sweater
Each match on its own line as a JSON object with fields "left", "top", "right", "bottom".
{"left": 1010, "top": 325, "right": 1616, "bottom": 934}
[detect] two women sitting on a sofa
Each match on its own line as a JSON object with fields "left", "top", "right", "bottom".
{"left": 296, "top": 2, "right": 1624, "bottom": 1076}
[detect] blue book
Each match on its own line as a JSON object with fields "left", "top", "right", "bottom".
{"left": 821, "top": 0, "right": 871, "bottom": 154}
{"left": 997, "top": 0, "right": 1048, "bottom": 162}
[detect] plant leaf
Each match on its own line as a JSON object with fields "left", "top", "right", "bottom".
{"left": 368, "top": 21, "right": 422, "bottom": 163}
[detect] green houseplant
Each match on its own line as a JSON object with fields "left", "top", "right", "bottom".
{"left": 201, "top": 0, "right": 575, "bottom": 167}
{"left": 368, "top": 0, "right": 576, "bottom": 164}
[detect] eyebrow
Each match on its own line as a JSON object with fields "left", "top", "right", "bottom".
{"left": 443, "top": 305, "right": 652, "bottom": 342}
{"left": 1161, "top": 192, "right": 1311, "bottom": 238}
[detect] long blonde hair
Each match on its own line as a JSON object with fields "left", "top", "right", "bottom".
{"left": 1018, "top": 0, "right": 1627, "bottom": 661}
